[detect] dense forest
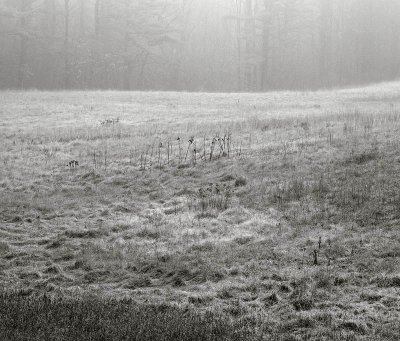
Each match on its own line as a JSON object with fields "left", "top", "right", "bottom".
{"left": 0, "top": 0, "right": 399, "bottom": 91}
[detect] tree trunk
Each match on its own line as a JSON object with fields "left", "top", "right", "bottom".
{"left": 80, "top": 0, "right": 85, "bottom": 37}
{"left": 261, "top": 0, "right": 270, "bottom": 90}
{"left": 244, "top": 0, "right": 256, "bottom": 91}
{"left": 94, "top": 0, "right": 101, "bottom": 39}
{"left": 235, "top": 0, "right": 242, "bottom": 91}
{"left": 64, "top": 0, "right": 70, "bottom": 89}
{"left": 320, "top": 0, "right": 333, "bottom": 85}
{"left": 123, "top": 1, "right": 131, "bottom": 90}
{"left": 50, "top": 0, "right": 56, "bottom": 36}
{"left": 17, "top": 0, "right": 28, "bottom": 89}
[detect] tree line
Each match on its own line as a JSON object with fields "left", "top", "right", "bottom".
{"left": 0, "top": 0, "right": 399, "bottom": 91}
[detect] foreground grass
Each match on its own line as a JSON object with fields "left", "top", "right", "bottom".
{"left": 1, "top": 83, "right": 400, "bottom": 339}
{"left": 1, "top": 291, "right": 395, "bottom": 341}
{"left": 0, "top": 291, "right": 254, "bottom": 341}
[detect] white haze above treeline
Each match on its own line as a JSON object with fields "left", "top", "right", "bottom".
{"left": 0, "top": 0, "right": 399, "bottom": 91}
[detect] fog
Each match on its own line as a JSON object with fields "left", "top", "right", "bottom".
{"left": 0, "top": 0, "right": 399, "bottom": 91}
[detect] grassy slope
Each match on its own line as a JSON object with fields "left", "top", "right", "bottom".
{"left": 1, "top": 83, "right": 400, "bottom": 340}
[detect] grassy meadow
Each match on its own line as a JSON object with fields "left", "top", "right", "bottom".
{"left": 1, "top": 83, "right": 400, "bottom": 340}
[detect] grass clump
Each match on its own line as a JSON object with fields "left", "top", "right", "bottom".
{"left": 65, "top": 228, "right": 108, "bottom": 239}
{"left": 234, "top": 176, "right": 247, "bottom": 187}
{"left": 195, "top": 183, "right": 233, "bottom": 214}
{"left": 346, "top": 149, "right": 380, "bottom": 165}
{"left": 0, "top": 241, "right": 10, "bottom": 254}
{"left": 374, "top": 275, "right": 400, "bottom": 288}
{"left": 292, "top": 297, "right": 315, "bottom": 311}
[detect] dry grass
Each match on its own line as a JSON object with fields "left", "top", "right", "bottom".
{"left": 1, "top": 82, "right": 400, "bottom": 339}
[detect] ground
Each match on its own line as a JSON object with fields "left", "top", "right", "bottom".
{"left": 1, "top": 84, "right": 400, "bottom": 340}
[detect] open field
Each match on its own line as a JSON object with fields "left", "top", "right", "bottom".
{"left": 1, "top": 83, "right": 400, "bottom": 340}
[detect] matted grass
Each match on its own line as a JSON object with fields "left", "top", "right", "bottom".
{"left": 1, "top": 82, "right": 400, "bottom": 340}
